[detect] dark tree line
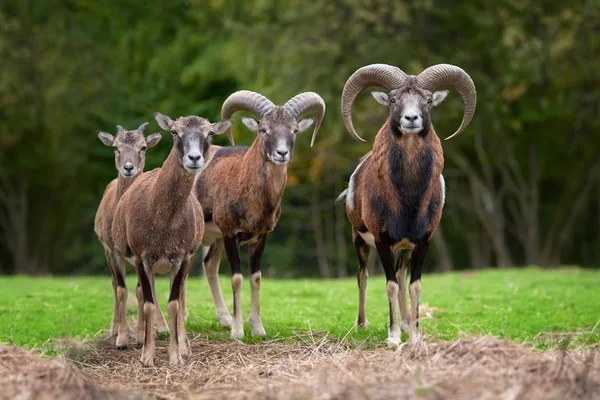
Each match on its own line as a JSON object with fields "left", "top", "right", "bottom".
{"left": 0, "top": 0, "right": 599, "bottom": 277}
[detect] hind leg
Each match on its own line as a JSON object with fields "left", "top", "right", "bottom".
{"left": 105, "top": 249, "right": 119, "bottom": 337}
{"left": 112, "top": 253, "right": 129, "bottom": 350}
{"left": 204, "top": 240, "right": 232, "bottom": 327}
{"left": 353, "top": 230, "right": 370, "bottom": 329}
{"left": 248, "top": 234, "right": 267, "bottom": 337}
{"left": 396, "top": 250, "right": 411, "bottom": 333}
{"left": 153, "top": 280, "right": 169, "bottom": 334}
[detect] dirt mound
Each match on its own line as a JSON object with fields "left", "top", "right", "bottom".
{"left": 70, "top": 334, "right": 600, "bottom": 399}
{"left": 0, "top": 343, "right": 144, "bottom": 400}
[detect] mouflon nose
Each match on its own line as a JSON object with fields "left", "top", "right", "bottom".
{"left": 124, "top": 162, "right": 134, "bottom": 171}
{"left": 276, "top": 149, "right": 289, "bottom": 158}
{"left": 188, "top": 153, "right": 202, "bottom": 162}
{"left": 404, "top": 114, "right": 419, "bottom": 122}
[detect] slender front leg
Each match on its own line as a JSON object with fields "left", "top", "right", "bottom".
{"left": 375, "top": 235, "right": 401, "bottom": 346}
{"left": 167, "top": 256, "right": 191, "bottom": 366}
{"left": 408, "top": 238, "right": 430, "bottom": 343}
{"left": 248, "top": 234, "right": 267, "bottom": 337}
{"left": 204, "top": 240, "right": 232, "bottom": 327}
{"left": 136, "top": 257, "right": 156, "bottom": 366}
{"left": 353, "top": 230, "right": 370, "bottom": 329}
{"left": 396, "top": 250, "right": 411, "bottom": 333}
{"left": 112, "top": 253, "right": 129, "bottom": 350}
{"left": 224, "top": 235, "right": 243, "bottom": 339}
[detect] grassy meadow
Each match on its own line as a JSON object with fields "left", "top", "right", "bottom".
{"left": 1, "top": 268, "right": 598, "bottom": 351}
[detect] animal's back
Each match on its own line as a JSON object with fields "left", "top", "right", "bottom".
{"left": 195, "top": 146, "right": 248, "bottom": 220}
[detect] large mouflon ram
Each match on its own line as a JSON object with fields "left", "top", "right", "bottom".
{"left": 338, "top": 64, "right": 476, "bottom": 345}
{"left": 195, "top": 90, "right": 325, "bottom": 339}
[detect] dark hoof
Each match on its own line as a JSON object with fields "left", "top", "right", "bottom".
{"left": 116, "top": 345, "right": 127, "bottom": 351}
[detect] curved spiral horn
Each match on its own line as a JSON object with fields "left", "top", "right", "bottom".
{"left": 283, "top": 92, "right": 326, "bottom": 147}
{"left": 221, "top": 90, "right": 276, "bottom": 145}
{"left": 416, "top": 64, "right": 476, "bottom": 140}
{"left": 341, "top": 64, "right": 408, "bottom": 143}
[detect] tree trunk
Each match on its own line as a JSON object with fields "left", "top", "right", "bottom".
{"left": 310, "top": 192, "right": 331, "bottom": 278}
{"left": 524, "top": 145, "right": 541, "bottom": 266}
{"left": 335, "top": 183, "right": 348, "bottom": 278}
{"left": 0, "top": 171, "right": 33, "bottom": 274}
{"left": 431, "top": 227, "right": 453, "bottom": 272}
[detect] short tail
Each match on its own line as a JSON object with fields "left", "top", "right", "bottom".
{"left": 336, "top": 188, "right": 349, "bottom": 203}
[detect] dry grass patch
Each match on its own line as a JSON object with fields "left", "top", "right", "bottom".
{"left": 0, "top": 343, "right": 143, "bottom": 400}
{"left": 65, "top": 332, "right": 599, "bottom": 399}
{"left": 3, "top": 332, "right": 599, "bottom": 399}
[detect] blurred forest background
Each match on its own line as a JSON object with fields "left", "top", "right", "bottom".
{"left": 0, "top": 0, "right": 599, "bottom": 277}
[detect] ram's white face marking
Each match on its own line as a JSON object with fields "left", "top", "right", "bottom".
{"left": 399, "top": 94, "right": 423, "bottom": 134}
{"left": 372, "top": 88, "right": 449, "bottom": 137}
{"left": 181, "top": 133, "right": 204, "bottom": 172}
{"left": 154, "top": 113, "right": 232, "bottom": 174}
{"left": 271, "top": 137, "right": 291, "bottom": 165}
{"left": 241, "top": 109, "right": 313, "bottom": 166}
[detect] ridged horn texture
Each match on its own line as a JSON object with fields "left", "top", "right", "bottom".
{"left": 283, "top": 92, "right": 326, "bottom": 147}
{"left": 341, "top": 64, "right": 408, "bottom": 143}
{"left": 221, "top": 90, "right": 276, "bottom": 145}
{"left": 116, "top": 125, "right": 124, "bottom": 133}
{"left": 416, "top": 64, "right": 476, "bottom": 140}
{"left": 137, "top": 122, "right": 149, "bottom": 132}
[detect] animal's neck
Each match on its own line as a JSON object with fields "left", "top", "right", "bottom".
{"left": 241, "top": 139, "right": 288, "bottom": 206}
{"left": 116, "top": 174, "right": 136, "bottom": 199}
{"left": 373, "top": 118, "right": 442, "bottom": 189}
{"left": 153, "top": 147, "right": 195, "bottom": 211}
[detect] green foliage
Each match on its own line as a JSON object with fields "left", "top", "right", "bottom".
{"left": 0, "top": 1, "right": 599, "bottom": 275}
{"left": 0, "top": 268, "right": 598, "bottom": 350}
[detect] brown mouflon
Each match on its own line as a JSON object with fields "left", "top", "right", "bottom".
{"left": 337, "top": 64, "right": 476, "bottom": 345}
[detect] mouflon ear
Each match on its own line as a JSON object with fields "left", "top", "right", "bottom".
{"left": 241, "top": 117, "right": 260, "bottom": 133}
{"left": 296, "top": 118, "right": 314, "bottom": 133}
{"left": 97, "top": 131, "right": 115, "bottom": 147}
{"left": 153, "top": 112, "right": 174, "bottom": 131}
{"left": 371, "top": 91, "right": 390, "bottom": 107}
{"left": 145, "top": 133, "right": 163, "bottom": 148}
{"left": 212, "top": 119, "right": 233, "bottom": 135}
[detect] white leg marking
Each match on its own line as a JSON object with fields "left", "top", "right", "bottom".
{"left": 409, "top": 280, "right": 422, "bottom": 343}
{"left": 231, "top": 273, "right": 244, "bottom": 339}
{"left": 386, "top": 281, "right": 401, "bottom": 346}
{"left": 248, "top": 271, "right": 266, "bottom": 336}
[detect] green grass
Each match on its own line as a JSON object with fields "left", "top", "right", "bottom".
{"left": 0, "top": 268, "right": 598, "bottom": 350}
